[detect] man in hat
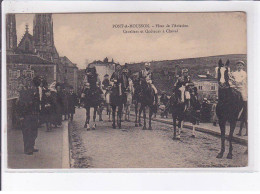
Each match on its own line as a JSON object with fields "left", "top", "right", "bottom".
{"left": 16, "top": 76, "right": 40, "bottom": 155}
{"left": 139, "top": 62, "right": 158, "bottom": 105}
{"left": 110, "top": 64, "right": 124, "bottom": 95}
{"left": 173, "top": 68, "right": 193, "bottom": 109}
{"left": 174, "top": 68, "right": 192, "bottom": 90}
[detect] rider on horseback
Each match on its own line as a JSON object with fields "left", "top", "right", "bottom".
{"left": 82, "top": 65, "right": 103, "bottom": 105}
{"left": 102, "top": 74, "right": 112, "bottom": 97}
{"left": 110, "top": 64, "right": 129, "bottom": 96}
{"left": 173, "top": 68, "right": 193, "bottom": 109}
{"left": 139, "top": 62, "right": 158, "bottom": 105}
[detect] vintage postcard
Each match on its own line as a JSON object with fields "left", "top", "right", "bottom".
{"left": 5, "top": 12, "right": 247, "bottom": 169}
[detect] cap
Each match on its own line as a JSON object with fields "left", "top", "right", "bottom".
{"left": 236, "top": 61, "right": 246, "bottom": 66}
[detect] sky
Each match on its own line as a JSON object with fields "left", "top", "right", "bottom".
{"left": 15, "top": 12, "right": 246, "bottom": 69}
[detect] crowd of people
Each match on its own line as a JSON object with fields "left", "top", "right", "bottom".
{"left": 15, "top": 76, "right": 79, "bottom": 155}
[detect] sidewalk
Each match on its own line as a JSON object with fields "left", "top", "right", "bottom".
{"left": 7, "top": 121, "right": 70, "bottom": 169}
{"left": 130, "top": 112, "right": 248, "bottom": 145}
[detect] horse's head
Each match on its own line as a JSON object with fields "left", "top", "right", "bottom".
{"left": 216, "top": 59, "right": 230, "bottom": 86}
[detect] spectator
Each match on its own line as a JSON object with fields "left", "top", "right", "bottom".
{"left": 201, "top": 98, "right": 211, "bottom": 122}
{"left": 68, "top": 86, "right": 78, "bottom": 121}
{"left": 55, "top": 83, "right": 63, "bottom": 126}
{"left": 61, "top": 85, "right": 69, "bottom": 120}
{"left": 42, "top": 89, "right": 55, "bottom": 132}
{"left": 17, "top": 77, "right": 40, "bottom": 155}
{"left": 159, "top": 92, "right": 169, "bottom": 118}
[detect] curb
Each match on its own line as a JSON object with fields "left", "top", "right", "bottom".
{"left": 62, "top": 120, "right": 70, "bottom": 168}
{"left": 130, "top": 113, "right": 247, "bottom": 146}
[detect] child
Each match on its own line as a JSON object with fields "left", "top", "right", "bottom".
{"left": 43, "top": 89, "right": 55, "bottom": 132}
{"left": 68, "top": 86, "right": 78, "bottom": 121}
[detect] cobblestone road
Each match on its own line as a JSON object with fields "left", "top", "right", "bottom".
{"left": 69, "top": 108, "right": 248, "bottom": 168}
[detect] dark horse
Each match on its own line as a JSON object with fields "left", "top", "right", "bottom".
{"left": 81, "top": 67, "right": 102, "bottom": 130}
{"left": 169, "top": 85, "right": 187, "bottom": 139}
{"left": 110, "top": 79, "right": 124, "bottom": 129}
{"left": 216, "top": 59, "right": 244, "bottom": 159}
{"left": 138, "top": 78, "right": 157, "bottom": 130}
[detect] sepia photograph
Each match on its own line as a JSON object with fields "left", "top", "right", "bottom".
{"left": 5, "top": 12, "right": 248, "bottom": 169}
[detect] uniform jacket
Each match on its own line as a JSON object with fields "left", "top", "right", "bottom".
{"left": 17, "top": 87, "right": 40, "bottom": 117}
{"left": 68, "top": 92, "right": 78, "bottom": 114}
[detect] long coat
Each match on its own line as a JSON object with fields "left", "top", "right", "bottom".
{"left": 68, "top": 92, "right": 78, "bottom": 114}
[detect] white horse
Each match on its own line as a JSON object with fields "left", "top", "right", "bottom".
{"left": 124, "top": 80, "right": 134, "bottom": 121}
{"left": 105, "top": 86, "right": 112, "bottom": 122}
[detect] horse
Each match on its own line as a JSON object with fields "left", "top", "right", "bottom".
{"left": 169, "top": 85, "right": 187, "bottom": 139}
{"left": 81, "top": 68, "right": 102, "bottom": 130}
{"left": 138, "top": 78, "right": 157, "bottom": 130}
{"left": 132, "top": 76, "right": 143, "bottom": 127}
{"left": 216, "top": 59, "right": 244, "bottom": 159}
{"left": 124, "top": 81, "right": 134, "bottom": 122}
{"left": 110, "top": 80, "right": 124, "bottom": 129}
{"left": 104, "top": 86, "right": 112, "bottom": 122}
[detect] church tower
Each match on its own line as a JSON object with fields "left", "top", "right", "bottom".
{"left": 33, "top": 14, "right": 58, "bottom": 62}
{"left": 6, "top": 14, "right": 17, "bottom": 54}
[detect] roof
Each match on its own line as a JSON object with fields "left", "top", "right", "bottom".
{"left": 89, "top": 60, "right": 119, "bottom": 66}
{"left": 60, "top": 56, "right": 78, "bottom": 68}
{"left": 192, "top": 74, "right": 217, "bottom": 81}
{"left": 7, "top": 54, "right": 54, "bottom": 65}
{"left": 17, "top": 31, "right": 34, "bottom": 48}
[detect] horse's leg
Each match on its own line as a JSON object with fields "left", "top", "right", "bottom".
{"left": 112, "top": 105, "right": 116, "bottom": 129}
{"left": 118, "top": 104, "right": 122, "bottom": 129}
{"left": 148, "top": 106, "right": 153, "bottom": 130}
{"left": 216, "top": 119, "right": 226, "bottom": 158}
{"left": 172, "top": 114, "right": 177, "bottom": 139}
{"left": 135, "top": 102, "right": 138, "bottom": 127}
{"left": 85, "top": 107, "right": 90, "bottom": 130}
{"left": 180, "top": 120, "right": 183, "bottom": 134}
{"left": 192, "top": 124, "right": 196, "bottom": 138}
{"left": 227, "top": 120, "right": 236, "bottom": 159}
{"left": 142, "top": 105, "right": 147, "bottom": 130}
{"left": 99, "top": 106, "right": 103, "bottom": 121}
{"left": 124, "top": 104, "right": 127, "bottom": 121}
{"left": 108, "top": 105, "right": 112, "bottom": 122}
{"left": 127, "top": 104, "right": 130, "bottom": 121}
{"left": 138, "top": 104, "right": 143, "bottom": 127}
{"left": 92, "top": 107, "right": 97, "bottom": 130}
{"left": 177, "top": 118, "right": 181, "bottom": 139}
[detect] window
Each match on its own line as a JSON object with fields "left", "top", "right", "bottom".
{"left": 198, "top": 85, "right": 203, "bottom": 90}
{"left": 27, "top": 65, "right": 31, "bottom": 70}
{"left": 211, "top": 85, "right": 216, "bottom": 91}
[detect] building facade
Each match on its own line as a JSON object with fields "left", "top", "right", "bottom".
{"left": 60, "top": 56, "right": 78, "bottom": 92}
{"left": 193, "top": 74, "right": 218, "bottom": 101}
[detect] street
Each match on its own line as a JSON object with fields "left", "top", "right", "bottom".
{"left": 69, "top": 107, "right": 248, "bottom": 168}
